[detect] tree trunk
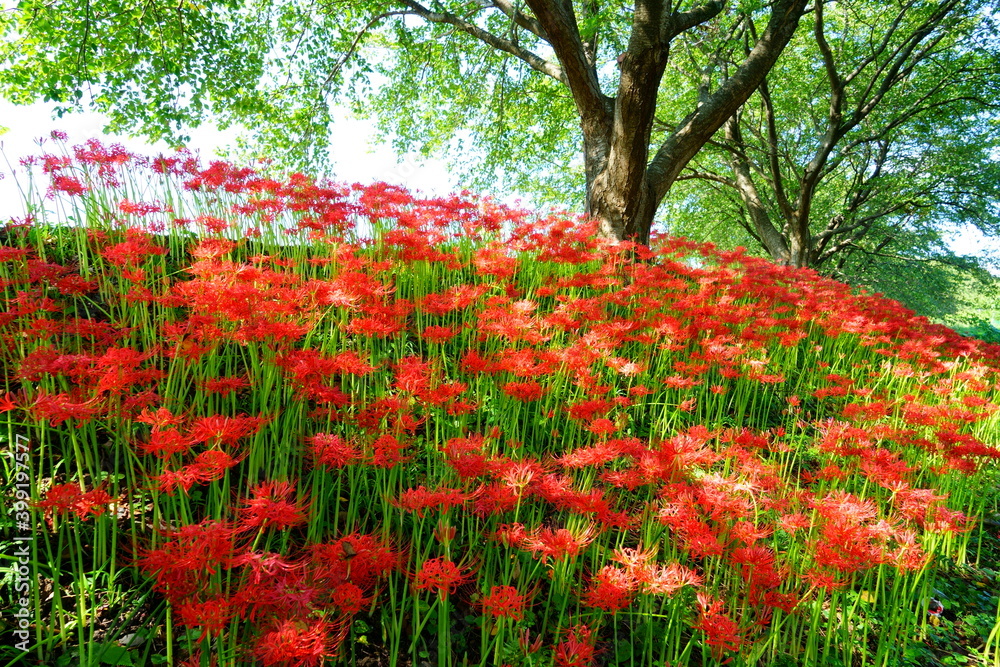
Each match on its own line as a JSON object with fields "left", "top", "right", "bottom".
{"left": 723, "top": 116, "right": 792, "bottom": 264}
{"left": 586, "top": 23, "right": 671, "bottom": 245}
{"left": 524, "top": 0, "right": 806, "bottom": 247}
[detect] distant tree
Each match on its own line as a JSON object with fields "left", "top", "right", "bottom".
{"left": 663, "top": 0, "right": 1000, "bottom": 269}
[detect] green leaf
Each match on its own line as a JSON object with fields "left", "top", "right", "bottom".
{"left": 96, "top": 644, "right": 134, "bottom": 666}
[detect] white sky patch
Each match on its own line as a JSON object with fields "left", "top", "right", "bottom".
{"left": 947, "top": 224, "right": 1000, "bottom": 269}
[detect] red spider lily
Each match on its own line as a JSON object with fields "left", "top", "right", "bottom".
{"left": 137, "top": 427, "right": 192, "bottom": 459}
{"left": 276, "top": 349, "right": 344, "bottom": 384}
{"left": 549, "top": 487, "right": 632, "bottom": 529}
{"left": 176, "top": 651, "right": 217, "bottom": 667}
{"left": 500, "top": 381, "right": 549, "bottom": 402}
{"left": 34, "top": 483, "right": 114, "bottom": 520}
{"left": 610, "top": 545, "right": 658, "bottom": 574}
{"left": 472, "top": 244, "right": 519, "bottom": 280}
{"left": 49, "top": 174, "right": 87, "bottom": 196}
{"left": 250, "top": 571, "right": 326, "bottom": 620}
{"left": 459, "top": 348, "right": 496, "bottom": 375}
{"left": 924, "top": 505, "right": 971, "bottom": 534}
{"left": 564, "top": 398, "right": 612, "bottom": 422}
{"left": 238, "top": 481, "right": 307, "bottom": 531}
{"left": 331, "top": 582, "right": 370, "bottom": 614}
{"left": 394, "top": 356, "right": 434, "bottom": 394}
{"left": 479, "top": 585, "right": 528, "bottom": 620}
{"left": 889, "top": 529, "right": 928, "bottom": 571}
{"left": 117, "top": 198, "right": 165, "bottom": 216}
{"left": 195, "top": 215, "right": 230, "bottom": 233}
{"left": 421, "top": 324, "right": 459, "bottom": 343}
{"left": 187, "top": 413, "right": 269, "bottom": 445}
{"left": 353, "top": 397, "right": 405, "bottom": 431}
{"left": 442, "top": 433, "right": 486, "bottom": 460}
{"left": 308, "top": 433, "right": 360, "bottom": 469}
{"left": 494, "top": 347, "right": 558, "bottom": 377}
{"left": 100, "top": 229, "right": 167, "bottom": 268}
{"left": 137, "top": 521, "right": 242, "bottom": 598}
{"left": 153, "top": 465, "right": 211, "bottom": 495}
{"left": 414, "top": 557, "right": 467, "bottom": 600}
{"left": 585, "top": 418, "right": 619, "bottom": 436}
{"left": 370, "top": 434, "right": 410, "bottom": 468}
{"left": 176, "top": 595, "right": 233, "bottom": 641}
{"left": 419, "top": 284, "right": 489, "bottom": 316}
{"left": 0, "top": 392, "right": 17, "bottom": 412}
{"left": 253, "top": 618, "right": 332, "bottom": 667}
{"left": 495, "top": 458, "right": 545, "bottom": 495}
{"left": 393, "top": 486, "right": 468, "bottom": 518}
{"left": 471, "top": 482, "right": 521, "bottom": 515}
{"left": 53, "top": 273, "right": 98, "bottom": 296}
{"left": 445, "top": 442, "right": 490, "bottom": 478}
{"left": 423, "top": 380, "right": 469, "bottom": 406}
{"left": 345, "top": 312, "right": 406, "bottom": 338}
{"left": 646, "top": 562, "right": 703, "bottom": 596}
{"left": 553, "top": 623, "right": 598, "bottom": 667}
{"left": 179, "top": 450, "right": 242, "bottom": 489}
{"left": 142, "top": 384, "right": 187, "bottom": 418}
{"left": 695, "top": 592, "right": 747, "bottom": 660}
{"left": 582, "top": 565, "right": 636, "bottom": 612}
{"left": 519, "top": 628, "right": 544, "bottom": 655}
{"left": 190, "top": 238, "right": 238, "bottom": 259}
{"left": 802, "top": 567, "right": 848, "bottom": 591}
{"left": 433, "top": 518, "right": 457, "bottom": 545}
{"left": 230, "top": 550, "right": 303, "bottom": 587}
{"left": 22, "top": 144, "right": 1000, "bottom": 667}
{"left": 557, "top": 438, "right": 639, "bottom": 468}
{"left": 729, "top": 547, "right": 784, "bottom": 598}
{"left": 0, "top": 246, "right": 30, "bottom": 263}
{"left": 29, "top": 391, "right": 101, "bottom": 426}
{"left": 519, "top": 524, "right": 597, "bottom": 563}
{"left": 197, "top": 375, "right": 250, "bottom": 396}
{"left": 307, "top": 533, "right": 400, "bottom": 589}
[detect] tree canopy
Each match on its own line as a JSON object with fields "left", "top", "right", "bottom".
{"left": 665, "top": 0, "right": 1000, "bottom": 266}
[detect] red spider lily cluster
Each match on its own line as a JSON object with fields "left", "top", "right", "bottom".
{"left": 137, "top": 524, "right": 396, "bottom": 664}
{"left": 4, "top": 138, "right": 1000, "bottom": 666}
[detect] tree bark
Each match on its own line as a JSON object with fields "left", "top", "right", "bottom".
{"left": 587, "top": 0, "right": 674, "bottom": 242}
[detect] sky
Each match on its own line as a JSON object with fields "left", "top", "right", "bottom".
{"left": 0, "top": 98, "right": 995, "bottom": 264}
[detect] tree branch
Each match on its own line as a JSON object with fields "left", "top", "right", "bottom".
{"left": 489, "top": 0, "right": 548, "bottom": 41}
{"left": 663, "top": 0, "right": 725, "bottom": 41}
{"left": 841, "top": 0, "right": 914, "bottom": 86}
{"left": 757, "top": 78, "right": 794, "bottom": 222}
{"left": 396, "top": 0, "right": 566, "bottom": 84}
{"left": 579, "top": 0, "right": 600, "bottom": 70}
{"left": 676, "top": 169, "right": 736, "bottom": 188}
{"left": 852, "top": 0, "right": 960, "bottom": 121}
{"left": 724, "top": 115, "right": 791, "bottom": 263}
{"left": 320, "top": 11, "right": 411, "bottom": 90}
{"left": 523, "top": 0, "right": 606, "bottom": 115}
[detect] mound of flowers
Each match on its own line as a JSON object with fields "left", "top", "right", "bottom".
{"left": 3, "top": 138, "right": 1000, "bottom": 667}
